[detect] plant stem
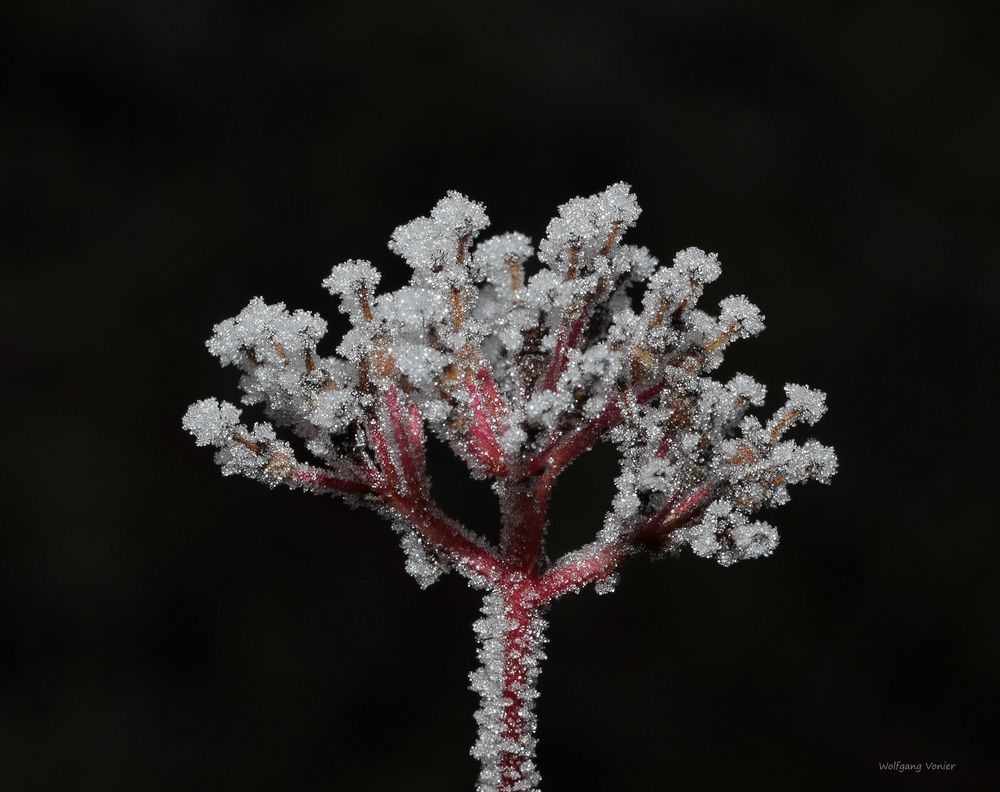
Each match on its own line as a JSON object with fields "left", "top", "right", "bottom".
{"left": 499, "top": 480, "right": 550, "bottom": 576}
{"left": 471, "top": 581, "right": 547, "bottom": 792}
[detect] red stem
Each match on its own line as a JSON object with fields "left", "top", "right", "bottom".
{"left": 498, "top": 585, "right": 541, "bottom": 791}
{"left": 384, "top": 385, "right": 423, "bottom": 496}
{"left": 473, "top": 580, "right": 545, "bottom": 792}
{"left": 499, "top": 479, "right": 550, "bottom": 575}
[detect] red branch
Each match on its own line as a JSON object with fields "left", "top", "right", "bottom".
{"left": 384, "top": 385, "right": 424, "bottom": 496}
{"left": 524, "top": 375, "right": 669, "bottom": 483}
{"left": 361, "top": 385, "right": 503, "bottom": 582}
{"left": 633, "top": 483, "right": 715, "bottom": 547}
{"left": 407, "top": 401, "right": 426, "bottom": 476}
{"left": 524, "top": 400, "right": 622, "bottom": 487}
{"left": 538, "top": 303, "right": 595, "bottom": 392}
{"left": 476, "top": 364, "right": 507, "bottom": 424}
{"left": 369, "top": 419, "right": 398, "bottom": 490}
{"left": 536, "top": 482, "right": 716, "bottom": 603}
{"left": 385, "top": 491, "right": 502, "bottom": 583}
{"left": 535, "top": 542, "right": 624, "bottom": 604}
{"left": 465, "top": 376, "right": 506, "bottom": 475}
{"left": 288, "top": 466, "right": 371, "bottom": 493}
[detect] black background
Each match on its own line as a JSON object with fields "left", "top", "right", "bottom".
{"left": 3, "top": 1, "right": 998, "bottom": 789}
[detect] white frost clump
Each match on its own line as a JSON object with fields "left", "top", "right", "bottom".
{"left": 672, "top": 499, "right": 779, "bottom": 566}
{"left": 183, "top": 397, "right": 241, "bottom": 447}
{"left": 393, "top": 521, "right": 446, "bottom": 589}
{"left": 389, "top": 191, "right": 489, "bottom": 286}
{"left": 537, "top": 182, "right": 641, "bottom": 275}
{"left": 182, "top": 398, "right": 296, "bottom": 484}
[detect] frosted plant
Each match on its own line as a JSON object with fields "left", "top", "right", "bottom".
{"left": 183, "top": 184, "right": 836, "bottom": 791}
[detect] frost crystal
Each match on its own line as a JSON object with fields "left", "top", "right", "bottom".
{"left": 185, "top": 183, "right": 837, "bottom": 792}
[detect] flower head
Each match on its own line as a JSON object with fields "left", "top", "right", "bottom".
{"left": 184, "top": 183, "right": 837, "bottom": 792}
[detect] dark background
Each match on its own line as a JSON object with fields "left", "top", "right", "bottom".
{"left": 3, "top": 0, "right": 998, "bottom": 789}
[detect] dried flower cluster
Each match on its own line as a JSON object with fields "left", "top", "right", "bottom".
{"left": 184, "top": 183, "right": 836, "bottom": 791}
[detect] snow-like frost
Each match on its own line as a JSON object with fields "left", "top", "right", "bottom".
{"left": 393, "top": 521, "right": 446, "bottom": 589}
{"left": 183, "top": 397, "right": 240, "bottom": 447}
{"left": 782, "top": 383, "right": 828, "bottom": 425}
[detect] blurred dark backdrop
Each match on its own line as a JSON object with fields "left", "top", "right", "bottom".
{"left": 2, "top": 0, "right": 998, "bottom": 789}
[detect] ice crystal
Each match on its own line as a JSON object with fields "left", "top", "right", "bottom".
{"left": 185, "top": 183, "right": 837, "bottom": 792}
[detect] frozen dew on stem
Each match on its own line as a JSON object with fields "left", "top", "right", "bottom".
{"left": 184, "top": 182, "right": 837, "bottom": 792}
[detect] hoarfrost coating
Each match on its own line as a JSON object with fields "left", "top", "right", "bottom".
{"left": 184, "top": 183, "right": 837, "bottom": 792}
